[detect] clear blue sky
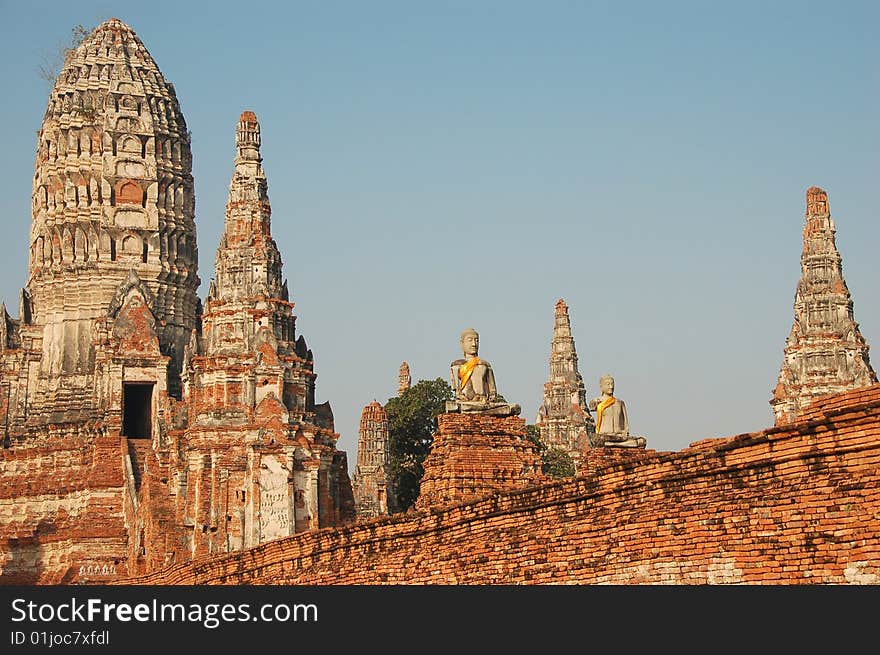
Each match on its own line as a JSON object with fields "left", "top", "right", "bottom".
{"left": 1, "top": 1, "right": 877, "bottom": 467}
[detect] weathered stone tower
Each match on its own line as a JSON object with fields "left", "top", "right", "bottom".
{"left": 535, "top": 298, "right": 594, "bottom": 463}
{"left": 771, "top": 186, "right": 876, "bottom": 425}
{"left": 0, "top": 20, "right": 354, "bottom": 584}
{"left": 352, "top": 401, "right": 395, "bottom": 519}
{"left": 21, "top": 18, "right": 198, "bottom": 419}
{"left": 161, "top": 111, "right": 354, "bottom": 563}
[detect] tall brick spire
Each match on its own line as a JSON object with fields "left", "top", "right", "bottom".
{"left": 179, "top": 112, "right": 352, "bottom": 555}
{"left": 771, "top": 186, "right": 876, "bottom": 425}
{"left": 210, "top": 111, "right": 284, "bottom": 304}
{"left": 352, "top": 401, "right": 395, "bottom": 518}
{"left": 194, "top": 111, "right": 319, "bottom": 425}
{"left": 535, "top": 298, "right": 594, "bottom": 464}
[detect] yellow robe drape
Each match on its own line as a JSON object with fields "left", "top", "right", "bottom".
{"left": 596, "top": 396, "right": 615, "bottom": 433}
{"left": 458, "top": 357, "right": 482, "bottom": 391}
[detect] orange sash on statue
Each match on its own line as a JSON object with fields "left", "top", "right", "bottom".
{"left": 595, "top": 395, "right": 615, "bottom": 432}
{"left": 458, "top": 357, "right": 482, "bottom": 391}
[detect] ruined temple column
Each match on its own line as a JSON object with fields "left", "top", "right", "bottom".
{"left": 352, "top": 401, "right": 395, "bottom": 519}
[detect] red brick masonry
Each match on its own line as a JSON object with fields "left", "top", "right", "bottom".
{"left": 120, "top": 383, "right": 880, "bottom": 584}
{"left": 416, "top": 414, "right": 542, "bottom": 510}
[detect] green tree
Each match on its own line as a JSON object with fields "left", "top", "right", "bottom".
{"left": 541, "top": 447, "right": 576, "bottom": 479}
{"left": 385, "top": 378, "right": 453, "bottom": 512}
{"left": 526, "top": 424, "right": 576, "bottom": 479}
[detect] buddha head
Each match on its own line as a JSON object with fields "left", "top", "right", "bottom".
{"left": 460, "top": 328, "right": 479, "bottom": 358}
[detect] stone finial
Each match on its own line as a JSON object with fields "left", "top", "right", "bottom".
{"left": 236, "top": 110, "right": 261, "bottom": 161}
{"left": 806, "top": 186, "right": 829, "bottom": 216}
{"left": 554, "top": 298, "right": 568, "bottom": 317}
{"left": 398, "top": 361, "right": 411, "bottom": 396}
{"left": 771, "top": 187, "right": 876, "bottom": 425}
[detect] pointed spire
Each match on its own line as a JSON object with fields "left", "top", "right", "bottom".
{"left": 771, "top": 187, "right": 877, "bottom": 425}
{"left": 398, "top": 361, "right": 411, "bottom": 396}
{"left": 212, "top": 110, "right": 283, "bottom": 302}
{"left": 535, "top": 298, "right": 593, "bottom": 464}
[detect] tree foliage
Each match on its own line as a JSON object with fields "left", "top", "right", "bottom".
{"left": 385, "top": 378, "right": 453, "bottom": 512}
{"left": 39, "top": 24, "right": 90, "bottom": 84}
{"left": 526, "top": 424, "right": 576, "bottom": 479}
{"left": 541, "top": 447, "right": 576, "bottom": 479}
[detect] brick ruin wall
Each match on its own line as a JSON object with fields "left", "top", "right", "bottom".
{"left": 122, "top": 384, "right": 880, "bottom": 585}
{"left": 0, "top": 433, "right": 130, "bottom": 584}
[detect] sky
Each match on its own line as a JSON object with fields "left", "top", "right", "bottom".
{"left": 0, "top": 0, "right": 877, "bottom": 468}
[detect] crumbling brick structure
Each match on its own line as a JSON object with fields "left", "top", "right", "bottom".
{"left": 416, "top": 413, "right": 543, "bottom": 510}
{"left": 121, "top": 383, "right": 880, "bottom": 585}
{"left": 0, "top": 19, "right": 353, "bottom": 584}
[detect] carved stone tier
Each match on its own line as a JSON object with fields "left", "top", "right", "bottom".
{"left": 415, "top": 414, "right": 542, "bottom": 510}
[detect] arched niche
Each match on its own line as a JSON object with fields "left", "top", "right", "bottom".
{"left": 115, "top": 180, "right": 143, "bottom": 206}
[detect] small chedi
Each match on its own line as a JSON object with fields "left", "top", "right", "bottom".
{"left": 535, "top": 298, "right": 594, "bottom": 464}
{"left": 771, "top": 186, "right": 876, "bottom": 425}
{"left": 445, "top": 328, "right": 521, "bottom": 416}
{"left": 587, "top": 374, "right": 647, "bottom": 448}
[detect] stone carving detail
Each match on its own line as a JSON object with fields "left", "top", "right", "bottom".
{"left": 535, "top": 299, "right": 594, "bottom": 463}
{"left": 258, "top": 455, "right": 292, "bottom": 543}
{"left": 445, "top": 328, "right": 520, "bottom": 416}
{"left": 587, "top": 374, "right": 647, "bottom": 448}
{"left": 771, "top": 187, "right": 877, "bottom": 425}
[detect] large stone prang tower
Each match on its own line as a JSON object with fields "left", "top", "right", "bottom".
{"left": 771, "top": 186, "right": 876, "bottom": 424}
{"left": 24, "top": 18, "right": 199, "bottom": 412}
{"left": 0, "top": 20, "right": 355, "bottom": 583}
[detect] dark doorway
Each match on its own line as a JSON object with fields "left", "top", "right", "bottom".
{"left": 123, "top": 383, "right": 153, "bottom": 438}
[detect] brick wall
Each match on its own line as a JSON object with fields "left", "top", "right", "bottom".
{"left": 416, "top": 413, "right": 542, "bottom": 510}
{"left": 0, "top": 433, "right": 129, "bottom": 583}
{"left": 122, "top": 384, "right": 880, "bottom": 585}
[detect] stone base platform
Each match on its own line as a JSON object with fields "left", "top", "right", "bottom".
{"left": 415, "top": 413, "right": 542, "bottom": 510}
